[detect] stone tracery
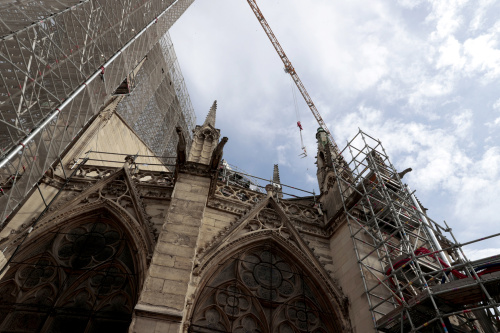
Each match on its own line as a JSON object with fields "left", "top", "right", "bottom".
{"left": 190, "top": 247, "right": 342, "bottom": 332}
{"left": 0, "top": 213, "right": 139, "bottom": 333}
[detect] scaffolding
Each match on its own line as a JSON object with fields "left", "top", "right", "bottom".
{"left": 218, "top": 160, "right": 265, "bottom": 193}
{"left": 332, "top": 130, "right": 500, "bottom": 332}
{"left": 0, "top": 0, "right": 196, "bottom": 227}
{"left": 115, "top": 32, "right": 196, "bottom": 168}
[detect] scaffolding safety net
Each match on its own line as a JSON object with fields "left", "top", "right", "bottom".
{"left": 0, "top": 0, "right": 196, "bottom": 227}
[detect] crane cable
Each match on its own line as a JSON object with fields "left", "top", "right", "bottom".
{"left": 290, "top": 76, "right": 307, "bottom": 157}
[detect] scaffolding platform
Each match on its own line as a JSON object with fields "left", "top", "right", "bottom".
{"left": 377, "top": 270, "right": 500, "bottom": 332}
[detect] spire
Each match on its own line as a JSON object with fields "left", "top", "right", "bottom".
{"left": 203, "top": 100, "right": 217, "bottom": 127}
{"left": 273, "top": 164, "right": 281, "bottom": 184}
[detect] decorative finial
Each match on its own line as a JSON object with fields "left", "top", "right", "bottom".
{"left": 273, "top": 164, "right": 281, "bottom": 184}
{"left": 272, "top": 164, "right": 283, "bottom": 200}
{"left": 203, "top": 100, "right": 217, "bottom": 127}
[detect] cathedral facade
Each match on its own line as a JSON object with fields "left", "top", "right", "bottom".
{"left": 1, "top": 0, "right": 499, "bottom": 331}
{"left": 0, "top": 102, "right": 364, "bottom": 332}
{"left": 2, "top": 99, "right": 500, "bottom": 333}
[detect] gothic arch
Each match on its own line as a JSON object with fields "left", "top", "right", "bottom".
{"left": 22, "top": 198, "right": 154, "bottom": 275}
{"left": 0, "top": 207, "right": 143, "bottom": 332}
{"left": 189, "top": 236, "right": 351, "bottom": 332}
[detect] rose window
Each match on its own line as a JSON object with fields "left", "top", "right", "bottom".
{"left": 17, "top": 259, "right": 56, "bottom": 289}
{"left": 287, "top": 300, "right": 320, "bottom": 331}
{"left": 56, "top": 222, "right": 121, "bottom": 269}
{"left": 216, "top": 285, "right": 251, "bottom": 316}
{"left": 191, "top": 247, "right": 341, "bottom": 332}
{"left": 0, "top": 216, "right": 138, "bottom": 333}
{"left": 239, "top": 250, "right": 295, "bottom": 301}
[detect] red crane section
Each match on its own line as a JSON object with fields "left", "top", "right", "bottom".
{"left": 246, "top": 0, "right": 340, "bottom": 155}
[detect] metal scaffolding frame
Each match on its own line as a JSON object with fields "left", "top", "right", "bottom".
{"left": 0, "top": 0, "right": 196, "bottom": 227}
{"left": 115, "top": 32, "right": 195, "bottom": 168}
{"left": 332, "top": 130, "right": 500, "bottom": 332}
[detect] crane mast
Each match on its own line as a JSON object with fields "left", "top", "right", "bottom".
{"left": 246, "top": 0, "right": 340, "bottom": 155}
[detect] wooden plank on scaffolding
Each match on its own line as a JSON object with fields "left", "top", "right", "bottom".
{"left": 377, "top": 271, "right": 500, "bottom": 332}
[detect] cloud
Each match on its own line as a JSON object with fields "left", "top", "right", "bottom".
{"left": 332, "top": 105, "right": 472, "bottom": 192}
{"left": 426, "top": 0, "right": 467, "bottom": 40}
{"left": 451, "top": 109, "right": 472, "bottom": 138}
{"left": 436, "top": 36, "right": 465, "bottom": 70}
{"left": 332, "top": 105, "right": 500, "bottom": 242}
{"left": 464, "top": 247, "right": 500, "bottom": 261}
{"left": 170, "top": 0, "right": 500, "bottom": 252}
{"left": 277, "top": 145, "right": 290, "bottom": 167}
{"left": 494, "top": 98, "right": 500, "bottom": 111}
{"left": 485, "top": 117, "right": 500, "bottom": 128}
{"left": 463, "top": 33, "right": 500, "bottom": 81}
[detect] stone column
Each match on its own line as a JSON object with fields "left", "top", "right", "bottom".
{"left": 129, "top": 165, "right": 211, "bottom": 333}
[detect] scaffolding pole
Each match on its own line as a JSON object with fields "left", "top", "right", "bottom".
{"left": 332, "top": 129, "right": 500, "bottom": 333}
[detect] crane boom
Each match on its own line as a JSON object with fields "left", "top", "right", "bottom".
{"left": 246, "top": 0, "right": 340, "bottom": 155}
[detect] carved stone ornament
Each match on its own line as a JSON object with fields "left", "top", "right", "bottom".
{"left": 0, "top": 211, "right": 142, "bottom": 332}
{"left": 193, "top": 197, "right": 351, "bottom": 329}
{"left": 214, "top": 182, "right": 265, "bottom": 205}
{"left": 178, "top": 162, "right": 212, "bottom": 177}
{"left": 189, "top": 231, "right": 352, "bottom": 332}
{"left": 209, "top": 182, "right": 328, "bottom": 238}
{"left": 6, "top": 168, "right": 157, "bottom": 260}
{"left": 324, "top": 173, "right": 337, "bottom": 193}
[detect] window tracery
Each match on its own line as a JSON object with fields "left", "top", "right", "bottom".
{"left": 0, "top": 214, "right": 139, "bottom": 333}
{"left": 191, "top": 246, "right": 341, "bottom": 333}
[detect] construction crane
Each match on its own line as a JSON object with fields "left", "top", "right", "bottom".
{"left": 246, "top": 0, "right": 341, "bottom": 156}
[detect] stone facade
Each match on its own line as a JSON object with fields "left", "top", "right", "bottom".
{"left": 0, "top": 102, "right": 378, "bottom": 333}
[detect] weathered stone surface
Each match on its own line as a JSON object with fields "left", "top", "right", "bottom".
{"left": 151, "top": 254, "right": 175, "bottom": 267}
{"left": 146, "top": 277, "right": 165, "bottom": 292}
{"left": 162, "top": 279, "right": 189, "bottom": 295}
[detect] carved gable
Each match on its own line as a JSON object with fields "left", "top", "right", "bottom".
{"left": 196, "top": 198, "right": 337, "bottom": 293}
{"left": 190, "top": 197, "right": 351, "bottom": 332}
{"left": 15, "top": 168, "right": 158, "bottom": 257}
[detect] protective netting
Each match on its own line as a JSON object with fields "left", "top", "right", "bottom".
{"left": 116, "top": 33, "right": 195, "bottom": 167}
{"left": 0, "top": 0, "right": 195, "bottom": 226}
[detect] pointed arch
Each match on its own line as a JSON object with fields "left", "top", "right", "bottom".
{"left": 0, "top": 206, "right": 143, "bottom": 333}
{"left": 189, "top": 233, "right": 352, "bottom": 332}
{"left": 21, "top": 198, "right": 154, "bottom": 274}
{"left": 195, "top": 198, "right": 347, "bottom": 307}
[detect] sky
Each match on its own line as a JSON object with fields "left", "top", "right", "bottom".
{"left": 170, "top": 0, "right": 500, "bottom": 259}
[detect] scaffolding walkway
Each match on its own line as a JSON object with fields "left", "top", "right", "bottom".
{"left": 332, "top": 130, "right": 500, "bottom": 332}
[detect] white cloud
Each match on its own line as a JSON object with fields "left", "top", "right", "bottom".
{"left": 436, "top": 36, "right": 465, "bottom": 70}
{"left": 397, "top": 0, "right": 425, "bottom": 9}
{"left": 305, "top": 173, "right": 317, "bottom": 184}
{"left": 494, "top": 98, "right": 500, "bottom": 111}
{"left": 426, "top": 0, "right": 468, "bottom": 40}
{"left": 332, "top": 106, "right": 472, "bottom": 192}
{"left": 451, "top": 109, "right": 472, "bottom": 138}
{"left": 277, "top": 145, "right": 290, "bottom": 167}
{"left": 170, "top": 0, "right": 500, "bottom": 254}
{"left": 469, "top": 0, "right": 498, "bottom": 32}
{"left": 485, "top": 117, "right": 500, "bottom": 128}
{"left": 464, "top": 247, "right": 500, "bottom": 261}
{"left": 332, "top": 105, "right": 500, "bottom": 242}
{"left": 463, "top": 34, "right": 500, "bottom": 80}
